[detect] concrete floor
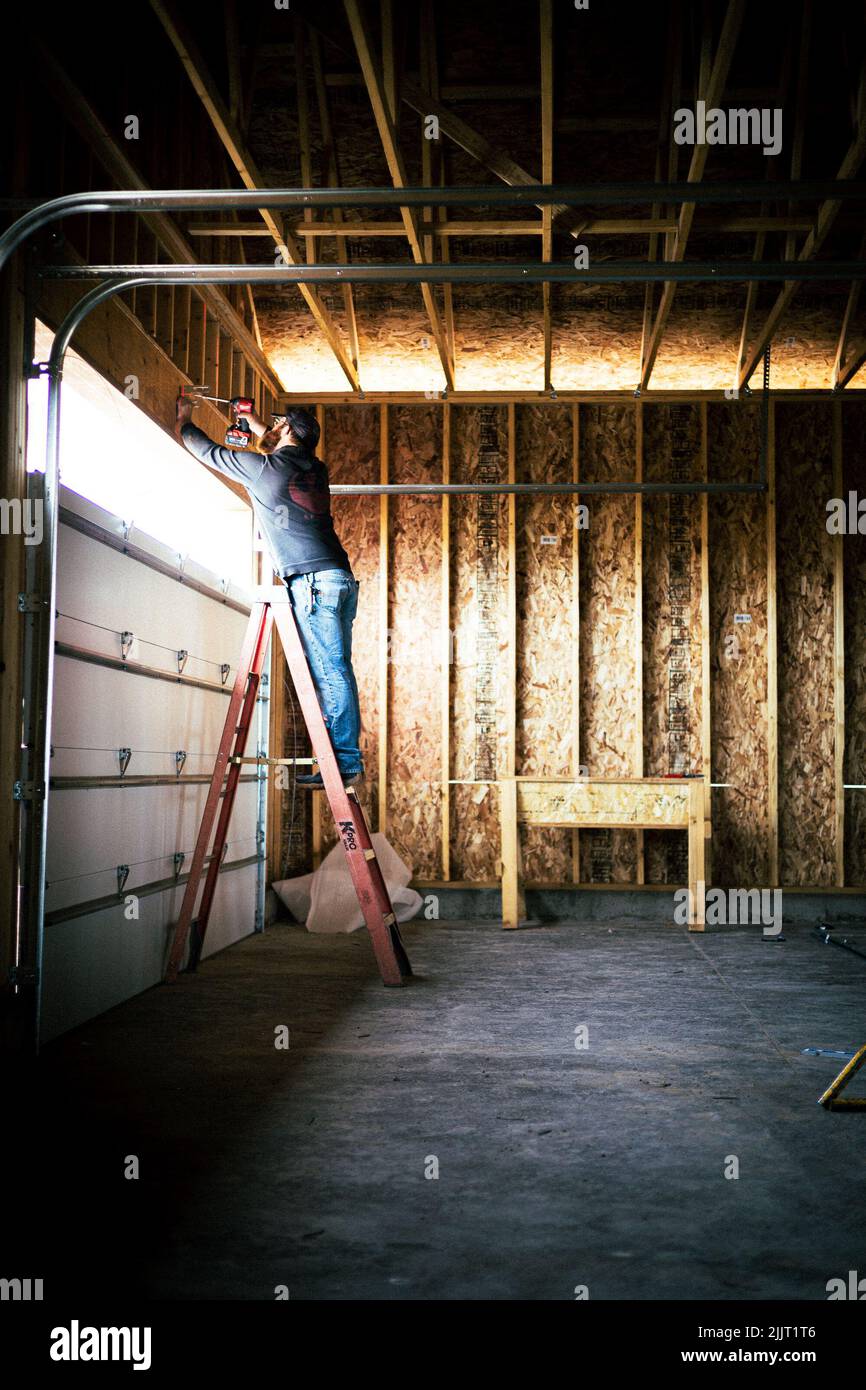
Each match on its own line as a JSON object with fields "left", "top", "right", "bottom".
{"left": 8, "top": 918, "right": 866, "bottom": 1301}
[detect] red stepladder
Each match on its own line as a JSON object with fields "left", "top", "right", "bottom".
{"left": 165, "top": 586, "right": 412, "bottom": 987}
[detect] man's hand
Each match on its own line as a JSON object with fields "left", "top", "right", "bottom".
{"left": 176, "top": 395, "right": 195, "bottom": 428}
{"left": 234, "top": 400, "right": 267, "bottom": 439}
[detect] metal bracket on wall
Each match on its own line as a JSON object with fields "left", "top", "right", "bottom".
{"left": 173, "top": 852, "right": 186, "bottom": 879}
{"left": 13, "top": 780, "right": 44, "bottom": 801}
{"left": 17, "top": 593, "right": 47, "bottom": 613}
{"left": 117, "top": 748, "right": 132, "bottom": 778}
{"left": 177, "top": 649, "right": 189, "bottom": 675}
{"left": 220, "top": 663, "right": 231, "bottom": 685}
{"left": 120, "top": 631, "right": 134, "bottom": 660}
{"left": 175, "top": 750, "right": 187, "bottom": 778}
{"left": 116, "top": 865, "right": 129, "bottom": 896}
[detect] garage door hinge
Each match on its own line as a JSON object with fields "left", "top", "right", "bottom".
{"left": 13, "top": 780, "right": 45, "bottom": 801}
{"left": 17, "top": 592, "right": 47, "bottom": 613}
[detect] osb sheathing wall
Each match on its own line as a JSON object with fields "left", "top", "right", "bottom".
{"left": 578, "top": 405, "right": 640, "bottom": 883}
{"left": 843, "top": 406, "right": 866, "bottom": 888}
{"left": 708, "top": 401, "right": 770, "bottom": 886}
{"left": 642, "top": 405, "right": 703, "bottom": 884}
{"left": 515, "top": 405, "right": 574, "bottom": 885}
{"left": 285, "top": 400, "right": 866, "bottom": 892}
{"left": 449, "top": 406, "right": 510, "bottom": 880}
{"left": 776, "top": 404, "right": 836, "bottom": 886}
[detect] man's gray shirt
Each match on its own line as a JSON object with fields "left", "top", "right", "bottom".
{"left": 180, "top": 423, "right": 352, "bottom": 579}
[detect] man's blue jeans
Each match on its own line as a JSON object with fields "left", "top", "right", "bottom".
{"left": 284, "top": 569, "right": 364, "bottom": 776}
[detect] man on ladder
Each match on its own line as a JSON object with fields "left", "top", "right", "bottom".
{"left": 175, "top": 395, "right": 364, "bottom": 789}
{"left": 169, "top": 395, "right": 410, "bottom": 987}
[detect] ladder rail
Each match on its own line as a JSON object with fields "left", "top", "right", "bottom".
{"left": 165, "top": 601, "right": 271, "bottom": 981}
{"left": 269, "top": 592, "right": 412, "bottom": 986}
{"left": 164, "top": 589, "right": 411, "bottom": 987}
{"left": 188, "top": 606, "right": 274, "bottom": 970}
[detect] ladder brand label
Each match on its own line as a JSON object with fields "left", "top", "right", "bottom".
{"left": 338, "top": 820, "right": 358, "bottom": 850}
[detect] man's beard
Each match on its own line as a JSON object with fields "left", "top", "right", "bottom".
{"left": 259, "top": 426, "right": 284, "bottom": 453}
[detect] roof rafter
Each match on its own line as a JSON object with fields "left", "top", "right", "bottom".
{"left": 308, "top": 25, "right": 362, "bottom": 376}
{"left": 639, "top": 0, "right": 746, "bottom": 391}
{"left": 735, "top": 13, "right": 800, "bottom": 386}
{"left": 400, "top": 79, "right": 588, "bottom": 240}
{"left": 419, "top": 0, "right": 456, "bottom": 368}
{"left": 540, "top": 0, "right": 554, "bottom": 391}
{"left": 34, "top": 37, "right": 280, "bottom": 395}
{"left": 187, "top": 215, "right": 818, "bottom": 238}
{"left": 738, "top": 110, "right": 866, "bottom": 387}
{"left": 149, "top": 0, "right": 360, "bottom": 390}
{"left": 837, "top": 335, "right": 866, "bottom": 387}
{"left": 641, "top": 0, "right": 681, "bottom": 380}
{"left": 833, "top": 228, "right": 866, "bottom": 386}
{"left": 343, "top": 0, "right": 455, "bottom": 389}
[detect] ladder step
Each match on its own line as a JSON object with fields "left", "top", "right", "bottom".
{"left": 364, "top": 848, "right": 377, "bottom": 861}
{"left": 383, "top": 911, "right": 396, "bottom": 926}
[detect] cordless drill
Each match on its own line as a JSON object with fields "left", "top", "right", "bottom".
{"left": 224, "top": 398, "right": 255, "bottom": 449}
{"left": 181, "top": 386, "right": 255, "bottom": 448}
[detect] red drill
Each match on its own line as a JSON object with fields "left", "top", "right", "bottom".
{"left": 181, "top": 386, "right": 255, "bottom": 448}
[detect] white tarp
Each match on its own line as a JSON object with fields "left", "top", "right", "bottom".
{"left": 272, "top": 833, "right": 422, "bottom": 934}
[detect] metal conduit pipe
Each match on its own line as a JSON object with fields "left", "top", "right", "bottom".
{"left": 328, "top": 482, "right": 765, "bottom": 495}
{"left": 4, "top": 180, "right": 866, "bottom": 269}
{"left": 37, "top": 260, "right": 866, "bottom": 285}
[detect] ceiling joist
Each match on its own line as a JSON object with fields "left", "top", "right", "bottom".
{"left": 639, "top": 0, "right": 747, "bottom": 390}
{"left": 149, "top": 0, "right": 361, "bottom": 390}
{"left": 343, "top": 0, "right": 455, "bottom": 389}
{"left": 738, "top": 112, "right": 866, "bottom": 388}
{"left": 34, "top": 38, "right": 280, "bottom": 395}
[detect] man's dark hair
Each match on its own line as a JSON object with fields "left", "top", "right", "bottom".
{"left": 286, "top": 407, "right": 320, "bottom": 452}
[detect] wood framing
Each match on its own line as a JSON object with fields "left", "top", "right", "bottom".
{"left": 833, "top": 401, "right": 845, "bottom": 886}
{"left": 35, "top": 37, "right": 280, "bottom": 398}
{"left": 501, "top": 778, "right": 708, "bottom": 927}
{"left": 540, "top": 0, "right": 554, "bottom": 390}
{"left": 505, "top": 403, "right": 517, "bottom": 778}
{"left": 738, "top": 122, "right": 866, "bottom": 387}
{"left": 149, "top": 0, "right": 360, "bottom": 390}
{"left": 441, "top": 403, "right": 451, "bottom": 880}
{"left": 699, "top": 402, "right": 712, "bottom": 884}
{"left": 309, "top": 26, "right": 361, "bottom": 374}
{"left": 571, "top": 405, "right": 580, "bottom": 883}
{"left": 640, "top": 0, "right": 746, "bottom": 389}
{"left": 343, "top": 0, "right": 455, "bottom": 389}
{"left": 190, "top": 215, "right": 819, "bottom": 239}
{"left": 378, "top": 403, "right": 389, "bottom": 834}
{"left": 766, "top": 402, "right": 779, "bottom": 884}
{"left": 634, "top": 403, "right": 645, "bottom": 882}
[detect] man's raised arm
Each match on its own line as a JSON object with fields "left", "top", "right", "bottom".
{"left": 175, "top": 395, "right": 267, "bottom": 485}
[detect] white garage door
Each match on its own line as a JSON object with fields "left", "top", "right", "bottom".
{"left": 41, "top": 488, "right": 264, "bottom": 1043}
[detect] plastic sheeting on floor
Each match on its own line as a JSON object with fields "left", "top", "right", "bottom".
{"left": 272, "top": 833, "right": 422, "bottom": 933}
